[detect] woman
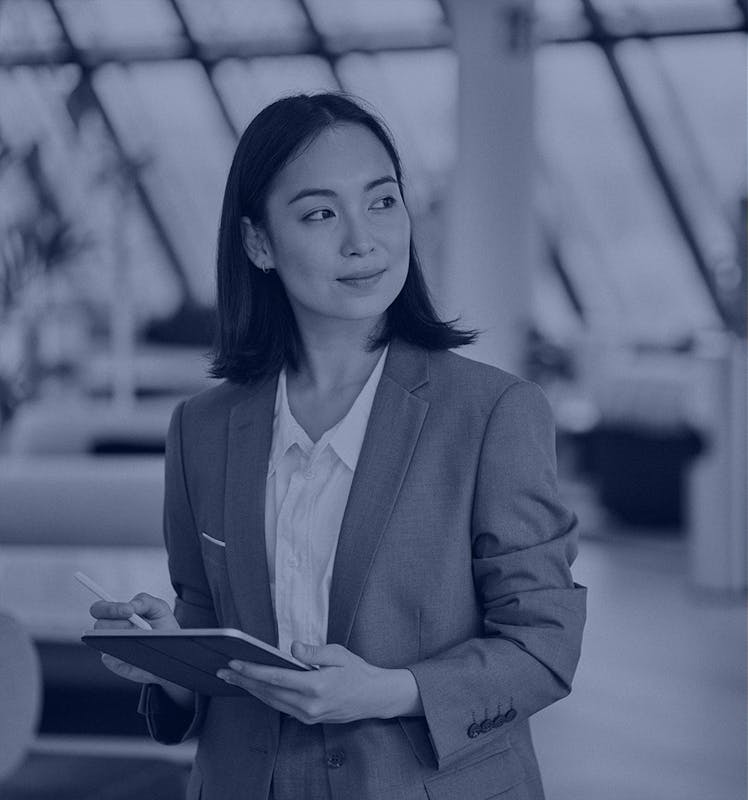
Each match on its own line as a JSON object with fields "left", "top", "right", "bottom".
{"left": 91, "top": 92, "right": 587, "bottom": 800}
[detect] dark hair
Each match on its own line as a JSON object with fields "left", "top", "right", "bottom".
{"left": 209, "top": 91, "right": 479, "bottom": 383}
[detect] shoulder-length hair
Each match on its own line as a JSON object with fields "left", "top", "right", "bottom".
{"left": 209, "top": 91, "right": 479, "bottom": 383}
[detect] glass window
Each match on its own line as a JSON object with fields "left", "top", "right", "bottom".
{"left": 532, "top": 248, "right": 587, "bottom": 342}
{"left": 0, "top": 64, "right": 179, "bottom": 330}
{"left": 616, "top": 33, "right": 745, "bottom": 298}
{"left": 645, "top": 33, "right": 745, "bottom": 224}
{"left": 535, "top": 159, "right": 628, "bottom": 330}
{"left": 55, "top": 0, "right": 185, "bottom": 49}
{"left": 590, "top": 0, "right": 743, "bottom": 35}
{"left": 305, "top": 0, "right": 446, "bottom": 41}
{"left": 535, "top": 0, "right": 591, "bottom": 40}
{"left": 0, "top": 0, "right": 64, "bottom": 57}
{"left": 175, "top": 0, "right": 310, "bottom": 47}
{"left": 0, "top": 65, "right": 77, "bottom": 148}
{"left": 94, "top": 60, "right": 236, "bottom": 305}
{"left": 213, "top": 56, "right": 337, "bottom": 130}
{"left": 337, "top": 49, "right": 458, "bottom": 182}
{"left": 535, "top": 42, "right": 722, "bottom": 342}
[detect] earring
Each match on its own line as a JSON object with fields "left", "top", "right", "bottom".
{"left": 259, "top": 262, "right": 270, "bottom": 274}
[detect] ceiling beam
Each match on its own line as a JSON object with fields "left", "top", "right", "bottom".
{"left": 0, "top": 34, "right": 454, "bottom": 69}
{"left": 5, "top": 17, "right": 744, "bottom": 70}
{"left": 541, "top": 223, "right": 587, "bottom": 323}
{"left": 548, "top": 21, "right": 746, "bottom": 46}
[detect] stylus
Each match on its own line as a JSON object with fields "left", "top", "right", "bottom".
{"left": 74, "top": 571, "right": 152, "bottom": 630}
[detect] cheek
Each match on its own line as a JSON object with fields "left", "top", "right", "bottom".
{"left": 274, "top": 235, "right": 330, "bottom": 282}
{"left": 392, "top": 220, "right": 412, "bottom": 268}
{"left": 273, "top": 245, "right": 337, "bottom": 310}
{"left": 376, "top": 209, "right": 410, "bottom": 258}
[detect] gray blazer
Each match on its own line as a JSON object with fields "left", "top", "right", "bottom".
{"left": 139, "top": 337, "right": 587, "bottom": 800}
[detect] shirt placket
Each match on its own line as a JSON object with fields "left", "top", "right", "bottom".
{"left": 276, "top": 444, "right": 319, "bottom": 653}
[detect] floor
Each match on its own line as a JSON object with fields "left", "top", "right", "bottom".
{"left": 532, "top": 528, "right": 746, "bottom": 800}
{"left": 1, "top": 522, "right": 745, "bottom": 799}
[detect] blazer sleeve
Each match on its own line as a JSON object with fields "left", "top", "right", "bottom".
{"left": 405, "top": 380, "right": 587, "bottom": 770}
{"left": 137, "top": 400, "right": 219, "bottom": 744}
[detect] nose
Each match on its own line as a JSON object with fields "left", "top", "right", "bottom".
{"left": 340, "top": 212, "right": 375, "bottom": 257}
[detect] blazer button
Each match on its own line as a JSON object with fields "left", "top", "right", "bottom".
{"left": 504, "top": 708, "right": 517, "bottom": 722}
{"left": 491, "top": 714, "right": 504, "bottom": 728}
{"left": 467, "top": 723, "right": 481, "bottom": 738}
{"left": 479, "top": 718, "right": 493, "bottom": 733}
{"left": 326, "top": 750, "right": 345, "bottom": 768}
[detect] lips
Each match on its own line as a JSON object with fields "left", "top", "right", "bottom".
{"left": 337, "top": 268, "right": 385, "bottom": 281}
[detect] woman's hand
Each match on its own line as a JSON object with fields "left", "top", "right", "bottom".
{"left": 216, "top": 641, "right": 422, "bottom": 724}
{"left": 89, "top": 592, "right": 181, "bottom": 688}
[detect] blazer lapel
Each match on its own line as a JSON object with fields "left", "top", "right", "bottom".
{"left": 327, "top": 339, "right": 430, "bottom": 647}
{"left": 224, "top": 374, "right": 280, "bottom": 646}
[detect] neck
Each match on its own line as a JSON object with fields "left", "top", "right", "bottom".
{"left": 290, "top": 318, "right": 387, "bottom": 395}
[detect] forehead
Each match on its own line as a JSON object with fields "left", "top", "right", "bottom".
{"left": 272, "top": 123, "right": 396, "bottom": 194}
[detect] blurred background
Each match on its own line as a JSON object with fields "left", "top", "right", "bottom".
{"left": 0, "top": 0, "right": 745, "bottom": 798}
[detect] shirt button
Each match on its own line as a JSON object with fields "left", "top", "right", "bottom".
{"left": 303, "top": 468, "right": 315, "bottom": 480}
{"left": 325, "top": 750, "right": 345, "bottom": 768}
{"left": 286, "top": 555, "right": 298, "bottom": 568}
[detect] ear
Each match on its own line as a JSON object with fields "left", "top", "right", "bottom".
{"left": 240, "top": 216, "right": 275, "bottom": 272}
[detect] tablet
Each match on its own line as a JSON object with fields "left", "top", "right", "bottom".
{"left": 82, "top": 628, "right": 319, "bottom": 697}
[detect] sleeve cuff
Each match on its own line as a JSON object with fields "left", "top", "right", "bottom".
{"left": 138, "top": 683, "right": 207, "bottom": 744}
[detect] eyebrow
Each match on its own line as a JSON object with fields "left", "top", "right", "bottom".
{"left": 287, "top": 176, "right": 397, "bottom": 205}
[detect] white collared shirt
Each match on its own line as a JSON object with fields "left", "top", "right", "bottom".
{"left": 265, "top": 345, "right": 389, "bottom": 655}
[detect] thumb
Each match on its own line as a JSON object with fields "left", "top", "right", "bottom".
{"left": 130, "top": 593, "right": 178, "bottom": 630}
{"left": 291, "top": 641, "right": 347, "bottom": 666}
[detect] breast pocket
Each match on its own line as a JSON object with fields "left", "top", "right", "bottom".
{"left": 200, "top": 531, "right": 227, "bottom": 568}
{"left": 199, "top": 531, "right": 236, "bottom": 626}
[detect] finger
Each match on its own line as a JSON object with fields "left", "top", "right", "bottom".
{"left": 129, "top": 594, "right": 180, "bottom": 631}
{"left": 217, "top": 670, "right": 265, "bottom": 698}
{"left": 93, "top": 619, "right": 133, "bottom": 630}
{"left": 101, "top": 654, "right": 159, "bottom": 684}
{"left": 90, "top": 600, "right": 135, "bottom": 619}
{"left": 101, "top": 653, "right": 126, "bottom": 670}
{"left": 101, "top": 653, "right": 138, "bottom": 677}
{"left": 130, "top": 593, "right": 172, "bottom": 619}
{"left": 291, "top": 642, "right": 349, "bottom": 667}
{"left": 224, "top": 674, "right": 325, "bottom": 726}
{"left": 226, "top": 661, "right": 313, "bottom": 693}
{"left": 217, "top": 671, "right": 299, "bottom": 713}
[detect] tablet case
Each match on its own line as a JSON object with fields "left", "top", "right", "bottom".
{"left": 82, "top": 628, "right": 317, "bottom": 696}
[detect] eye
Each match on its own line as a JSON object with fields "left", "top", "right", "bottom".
{"left": 303, "top": 208, "right": 335, "bottom": 222}
{"left": 370, "top": 196, "right": 397, "bottom": 210}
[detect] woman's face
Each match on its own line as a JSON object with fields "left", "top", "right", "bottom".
{"left": 244, "top": 123, "right": 411, "bottom": 337}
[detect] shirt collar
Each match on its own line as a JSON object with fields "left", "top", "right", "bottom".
{"left": 267, "top": 344, "right": 389, "bottom": 476}
{"left": 267, "top": 367, "right": 306, "bottom": 477}
{"left": 327, "top": 344, "right": 388, "bottom": 472}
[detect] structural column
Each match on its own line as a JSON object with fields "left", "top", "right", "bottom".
{"left": 687, "top": 333, "right": 748, "bottom": 594}
{"left": 439, "top": 0, "right": 536, "bottom": 373}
